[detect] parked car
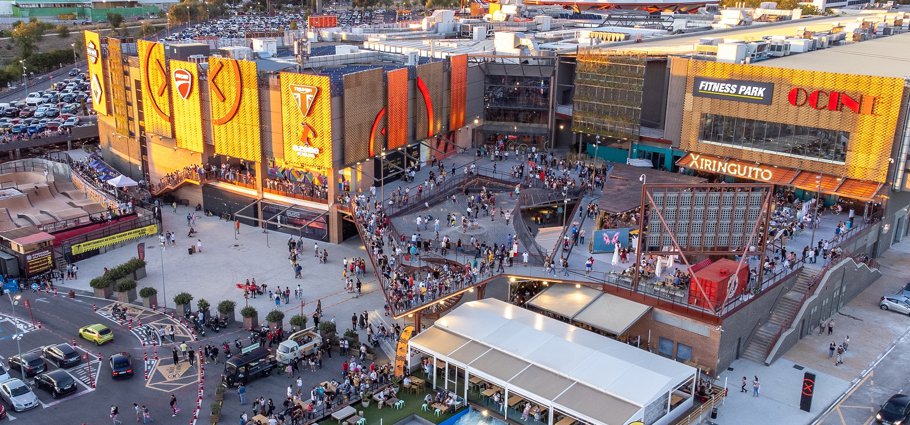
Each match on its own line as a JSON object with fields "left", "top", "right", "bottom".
{"left": 0, "top": 379, "right": 38, "bottom": 412}
{"left": 880, "top": 295, "right": 910, "bottom": 315}
{"left": 43, "top": 343, "right": 81, "bottom": 368}
{"left": 34, "top": 370, "right": 77, "bottom": 399}
{"left": 877, "top": 394, "right": 910, "bottom": 424}
{"left": 8, "top": 353, "right": 45, "bottom": 377}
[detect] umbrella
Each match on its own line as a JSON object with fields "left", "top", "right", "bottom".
{"left": 668, "top": 255, "right": 674, "bottom": 269}
{"left": 611, "top": 243, "right": 620, "bottom": 266}
{"left": 106, "top": 174, "right": 138, "bottom": 188}
{"left": 655, "top": 257, "right": 664, "bottom": 277}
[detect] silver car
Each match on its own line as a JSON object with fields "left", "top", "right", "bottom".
{"left": 0, "top": 378, "right": 38, "bottom": 411}
{"left": 880, "top": 295, "right": 910, "bottom": 315}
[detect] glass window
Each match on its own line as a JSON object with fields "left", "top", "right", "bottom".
{"left": 699, "top": 114, "right": 848, "bottom": 163}
{"left": 677, "top": 343, "right": 693, "bottom": 362}
{"left": 658, "top": 337, "right": 674, "bottom": 358}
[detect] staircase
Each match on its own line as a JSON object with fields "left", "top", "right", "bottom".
{"left": 150, "top": 178, "right": 199, "bottom": 196}
{"left": 741, "top": 269, "right": 816, "bottom": 363}
{"left": 422, "top": 292, "right": 465, "bottom": 320}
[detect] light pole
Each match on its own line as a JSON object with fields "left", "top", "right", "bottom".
{"left": 7, "top": 293, "right": 23, "bottom": 376}
{"left": 810, "top": 175, "right": 822, "bottom": 248}
{"left": 70, "top": 43, "right": 77, "bottom": 65}
{"left": 380, "top": 149, "right": 386, "bottom": 204}
{"left": 160, "top": 245, "right": 167, "bottom": 312}
{"left": 19, "top": 60, "right": 27, "bottom": 94}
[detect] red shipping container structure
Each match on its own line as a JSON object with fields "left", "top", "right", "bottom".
{"left": 688, "top": 258, "right": 749, "bottom": 309}
{"left": 308, "top": 15, "right": 338, "bottom": 29}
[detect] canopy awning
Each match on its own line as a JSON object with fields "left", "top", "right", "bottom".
{"left": 573, "top": 292, "right": 652, "bottom": 336}
{"left": 527, "top": 284, "right": 601, "bottom": 319}
{"left": 106, "top": 174, "right": 139, "bottom": 188}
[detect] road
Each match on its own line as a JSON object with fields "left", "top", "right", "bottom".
{"left": 0, "top": 65, "right": 86, "bottom": 104}
{"left": 816, "top": 328, "right": 910, "bottom": 425}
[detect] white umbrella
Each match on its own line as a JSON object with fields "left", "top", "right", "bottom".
{"left": 668, "top": 255, "right": 674, "bottom": 269}
{"left": 106, "top": 174, "right": 138, "bottom": 188}
{"left": 611, "top": 243, "right": 620, "bottom": 266}
{"left": 655, "top": 257, "right": 664, "bottom": 277}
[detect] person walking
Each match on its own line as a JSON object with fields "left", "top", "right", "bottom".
{"left": 835, "top": 345, "right": 845, "bottom": 366}
{"left": 141, "top": 405, "right": 151, "bottom": 424}
{"left": 752, "top": 376, "right": 760, "bottom": 397}
{"left": 827, "top": 318, "right": 835, "bottom": 335}
{"left": 169, "top": 394, "right": 179, "bottom": 417}
{"left": 740, "top": 376, "right": 747, "bottom": 393}
{"left": 172, "top": 347, "right": 179, "bottom": 366}
{"left": 829, "top": 341, "right": 836, "bottom": 358}
{"left": 110, "top": 405, "right": 122, "bottom": 424}
{"left": 238, "top": 384, "right": 246, "bottom": 405}
{"left": 843, "top": 335, "right": 850, "bottom": 352}
{"left": 134, "top": 403, "right": 142, "bottom": 422}
{"left": 188, "top": 348, "right": 195, "bottom": 366}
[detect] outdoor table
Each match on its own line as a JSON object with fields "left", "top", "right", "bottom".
{"left": 344, "top": 415, "right": 362, "bottom": 425}
{"left": 556, "top": 417, "right": 576, "bottom": 425}
{"left": 252, "top": 414, "right": 269, "bottom": 425}
{"left": 469, "top": 376, "right": 483, "bottom": 385}
{"left": 481, "top": 388, "right": 497, "bottom": 397}
{"left": 385, "top": 397, "right": 399, "bottom": 407}
{"left": 508, "top": 395, "right": 523, "bottom": 407}
{"left": 321, "top": 381, "right": 339, "bottom": 393}
{"left": 432, "top": 402, "right": 449, "bottom": 413}
{"left": 409, "top": 376, "right": 425, "bottom": 387}
{"left": 331, "top": 406, "right": 357, "bottom": 423}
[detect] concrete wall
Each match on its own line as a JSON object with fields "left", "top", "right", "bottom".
{"left": 663, "top": 57, "right": 688, "bottom": 148}
{"left": 465, "top": 64, "right": 484, "bottom": 127}
{"left": 626, "top": 309, "right": 722, "bottom": 374}
{"left": 640, "top": 59, "right": 668, "bottom": 129}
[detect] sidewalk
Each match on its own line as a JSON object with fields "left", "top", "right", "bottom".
{"left": 710, "top": 239, "right": 910, "bottom": 424}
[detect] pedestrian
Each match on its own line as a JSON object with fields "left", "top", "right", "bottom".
{"left": 111, "top": 405, "right": 122, "bottom": 425}
{"left": 188, "top": 348, "right": 195, "bottom": 366}
{"left": 141, "top": 405, "right": 151, "bottom": 424}
{"left": 740, "top": 376, "right": 747, "bottom": 393}
{"left": 180, "top": 342, "right": 188, "bottom": 361}
{"left": 240, "top": 412, "right": 248, "bottom": 425}
{"left": 196, "top": 239, "right": 203, "bottom": 253}
{"left": 169, "top": 325, "right": 175, "bottom": 343}
{"left": 843, "top": 335, "right": 850, "bottom": 352}
{"left": 827, "top": 318, "right": 834, "bottom": 335}
{"left": 172, "top": 347, "right": 179, "bottom": 366}
{"left": 238, "top": 384, "right": 246, "bottom": 405}
{"left": 835, "top": 345, "right": 844, "bottom": 366}
{"left": 828, "top": 341, "right": 836, "bottom": 358}
{"left": 818, "top": 319, "right": 825, "bottom": 335}
{"left": 134, "top": 402, "right": 141, "bottom": 422}
{"left": 169, "top": 394, "right": 179, "bottom": 416}
{"left": 752, "top": 376, "right": 760, "bottom": 397}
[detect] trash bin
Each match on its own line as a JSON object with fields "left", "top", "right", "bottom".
{"left": 711, "top": 407, "right": 718, "bottom": 419}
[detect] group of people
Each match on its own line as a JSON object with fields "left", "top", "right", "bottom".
{"left": 264, "top": 176, "right": 328, "bottom": 201}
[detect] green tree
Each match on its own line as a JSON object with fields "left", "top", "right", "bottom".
{"left": 55, "top": 24, "right": 70, "bottom": 38}
{"left": 10, "top": 19, "right": 46, "bottom": 59}
{"left": 139, "top": 21, "right": 157, "bottom": 37}
{"left": 107, "top": 12, "right": 124, "bottom": 30}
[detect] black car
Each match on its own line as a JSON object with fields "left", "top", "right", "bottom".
{"left": 877, "top": 394, "right": 910, "bottom": 424}
{"left": 109, "top": 352, "right": 133, "bottom": 378}
{"left": 9, "top": 353, "right": 46, "bottom": 377}
{"left": 34, "top": 370, "right": 77, "bottom": 398}
{"left": 68, "top": 68, "right": 79, "bottom": 77}
{"left": 43, "top": 343, "right": 81, "bottom": 368}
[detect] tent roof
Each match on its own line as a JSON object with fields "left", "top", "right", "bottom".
{"left": 106, "top": 174, "right": 138, "bottom": 188}
{"left": 528, "top": 284, "right": 652, "bottom": 336}
{"left": 527, "top": 284, "right": 601, "bottom": 319}
{"left": 411, "top": 299, "right": 696, "bottom": 425}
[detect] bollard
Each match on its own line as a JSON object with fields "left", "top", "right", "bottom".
{"left": 71, "top": 338, "right": 76, "bottom": 347}
{"left": 36, "top": 321, "right": 41, "bottom": 329}
{"left": 144, "top": 351, "right": 148, "bottom": 362}
{"left": 128, "top": 322, "right": 133, "bottom": 331}
{"left": 98, "top": 352, "right": 102, "bottom": 361}
{"left": 92, "top": 304, "right": 96, "bottom": 312}
{"left": 154, "top": 348, "right": 158, "bottom": 361}
{"left": 54, "top": 287, "right": 57, "bottom": 296}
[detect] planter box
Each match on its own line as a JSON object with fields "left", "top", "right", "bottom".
{"left": 93, "top": 287, "right": 112, "bottom": 299}
{"left": 175, "top": 303, "right": 189, "bottom": 318}
{"left": 142, "top": 295, "right": 158, "bottom": 309}
{"left": 243, "top": 316, "right": 258, "bottom": 331}
{"left": 220, "top": 311, "right": 235, "bottom": 324}
{"left": 132, "top": 266, "right": 147, "bottom": 280}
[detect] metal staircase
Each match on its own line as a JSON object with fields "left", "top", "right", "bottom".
{"left": 741, "top": 269, "right": 816, "bottom": 363}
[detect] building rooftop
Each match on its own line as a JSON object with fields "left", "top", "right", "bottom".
{"left": 756, "top": 31, "right": 910, "bottom": 78}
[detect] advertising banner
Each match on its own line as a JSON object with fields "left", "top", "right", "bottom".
{"left": 449, "top": 54, "right": 467, "bottom": 130}
{"left": 592, "top": 228, "right": 631, "bottom": 253}
{"left": 107, "top": 37, "right": 129, "bottom": 135}
{"left": 386, "top": 68, "right": 409, "bottom": 150}
{"left": 170, "top": 60, "right": 204, "bottom": 153}
{"left": 138, "top": 40, "right": 172, "bottom": 138}
{"left": 280, "top": 72, "right": 333, "bottom": 171}
{"left": 415, "top": 61, "right": 446, "bottom": 139}
{"left": 71, "top": 224, "right": 159, "bottom": 256}
{"left": 25, "top": 249, "right": 53, "bottom": 276}
{"left": 83, "top": 31, "right": 108, "bottom": 116}
{"left": 209, "top": 57, "right": 262, "bottom": 162}
{"left": 343, "top": 69, "right": 385, "bottom": 165}
{"left": 393, "top": 325, "right": 415, "bottom": 378}
{"left": 692, "top": 77, "right": 774, "bottom": 105}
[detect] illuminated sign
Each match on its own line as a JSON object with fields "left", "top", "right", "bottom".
{"left": 209, "top": 57, "right": 261, "bottom": 162}
{"left": 71, "top": 224, "right": 159, "bottom": 256}
{"left": 693, "top": 77, "right": 774, "bottom": 105}
{"left": 86, "top": 41, "right": 99, "bottom": 64}
{"left": 291, "top": 84, "right": 318, "bottom": 116}
{"left": 90, "top": 74, "right": 103, "bottom": 105}
{"left": 686, "top": 153, "right": 774, "bottom": 181}
{"left": 25, "top": 249, "right": 53, "bottom": 276}
{"left": 787, "top": 88, "right": 876, "bottom": 115}
{"left": 138, "top": 40, "right": 172, "bottom": 137}
{"left": 281, "top": 72, "right": 332, "bottom": 170}
{"left": 292, "top": 145, "right": 320, "bottom": 158}
{"left": 83, "top": 31, "right": 108, "bottom": 115}
{"left": 173, "top": 68, "right": 193, "bottom": 99}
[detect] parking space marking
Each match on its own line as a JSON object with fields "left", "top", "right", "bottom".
{"left": 41, "top": 386, "right": 94, "bottom": 408}
{"left": 145, "top": 357, "right": 198, "bottom": 393}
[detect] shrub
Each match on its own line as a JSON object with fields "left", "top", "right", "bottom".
{"left": 210, "top": 402, "right": 221, "bottom": 415}
{"left": 91, "top": 258, "right": 146, "bottom": 289}
{"left": 240, "top": 307, "right": 258, "bottom": 318}
{"left": 197, "top": 298, "right": 210, "bottom": 311}
{"left": 139, "top": 287, "right": 157, "bottom": 298}
{"left": 217, "top": 300, "right": 236, "bottom": 315}
{"left": 344, "top": 328, "right": 359, "bottom": 342}
{"left": 173, "top": 292, "right": 193, "bottom": 306}
{"left": 319, "top": 321, "right": 336, "bottom": 334}
{"left": 289, "top": 315, "right": 308, "bottom": 329}
{"left": 113, "top": 278, "right": 136, "bottom": 292}
{"left": 89, "top": 276, "right": 111, "bottom": 289}
{"left": 265, "top": 310, "right": 285, "bottom": 323}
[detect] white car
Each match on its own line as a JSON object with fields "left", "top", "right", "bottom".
{"left": 880, "top": 295, "right": 910, "bottom": 315}
{"left": 0, "top": 378, "right": 39, "bottom": 412}
{"left": 0, "top": 364, "right": 10, "bottom": 383}
{"left": 24, "top": 96, "right": 43, "bottom": 106}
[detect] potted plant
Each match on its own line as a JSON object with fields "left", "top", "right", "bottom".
{"left": 89, "top": 276, "right": 112, "bottom": 299}
{"left": 240, "top": 307, "right": 258, "bottom": 330}
{"left": 173, "top": 292, "right": 193, "bottom": 317}
{"left": 112, "top": 278, "right": 137, "bottom": 303}
{"left": 361, "top": 391, "right": 372, "bottom": 408}
{"left": 343, "top": 328, "right": 360, "bottom": 346}
{"left": 139, "top": 287, "right": 158, "bottom": 309}
{"left": 217, "top": 300, "right": 236, "bottom": 324}
{"left": 319, "top": 321, "right": 338, "bottom": 353}
{"left": 289, "top": 314, "right": 307, "bottom": 331}
{"left": 197, "top": 298, "right": 211, "bottom": 319}
{"left": 265, "top": 310, "right": 285, "bottom": 331}
{"left": 210, "top": 401, "right": 221, "bottom": 424}
{"left": 125, "top": 257, "right": 147, "bottom": 280}
{"left": 214, "top": 384, "right": 226, "bottom": 402}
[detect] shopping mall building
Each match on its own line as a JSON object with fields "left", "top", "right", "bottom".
{"left": 84, "top": 24, "right": 910, "bottom": 381}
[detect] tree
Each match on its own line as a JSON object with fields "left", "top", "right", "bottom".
{"left": 10, "top": 19, "right": 45, "bottom": 59}
{"left": 139, "top": 21, "right": 157, "bottom": 37}
{"left": 56, "top": 24, "right": 70, "bottom": 39}
{"left": 107, "top": 12, "right": 124, "bottom": 30}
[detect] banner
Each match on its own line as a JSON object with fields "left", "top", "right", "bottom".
{"left": 71, "top": 224, "right": 159, "bottom": 256}
{"left": 83, "top": 31, "right": 108, "bottom": 116}
{"left": 449, "top": 54, "right": 467, "bottom": 130}
{"left": 107, "top": 38, "right": 129, "bottom": 135}
{"left": 170, "top": 60, "right": 204, "bottom": 153}
{"left": 592, "top": 228, "right": 631, "bottom": 253}
{"left": 138, "top": 40, "right": 172, "bottom": 138}
{"left": 386, "top": 68, "right": 409, "bottom": 150}
{"left": 210, "top": 57, "right": 261, "bottom": 162}
{"left": 25, "top": 249, "right": 53, "bottom": 276}
{"left": 280, "top": 72, "right": 332, "bottom": 171}
{"left": 394, "top": 325, "right": 415, "bottom": 378}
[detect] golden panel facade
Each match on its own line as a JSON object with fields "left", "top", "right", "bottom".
{"left": 343, "top": 69, "right": 385, "bottom": 165}
{"left": 386, "top": 68, "right": 409, "bottom": 150}
{"left": 680, "top": 60, "right": 905, "bottom": 183}
{"left": 208, "top": 57, "right": 261, "bottom": 162}
{"left": 169, "top": 60, "right": 204, "bottom": 153}
{"left": 415, "top": 61, "right": 446, "bottom": 139}
{"left": 106, "top": 38, "right": 129, "bottom": 136}
{"left": 280, "top": 72, "right": 333, "bottom": 171}
{"left": 137, "top": 40, "right": 173, "bottom": 138}
{"left": 83, "top": 31, "right": 108, "bottom": 116}
{"left": 449, "top": 54, "right": 467, "bottom": 130}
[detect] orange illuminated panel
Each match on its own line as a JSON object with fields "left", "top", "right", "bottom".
{"left": 280, "top": 72, "right": 332, "bottom": 171}
{"left": 386, "top": 68, "right": 409, "bottom": 150}
{"left": 790, "top": 172, "right": 843, "bottom": 194}
{"left": 170, "top": 60, "right": 204, "bottom": 153}
{"left": 107, "top": 37, "right": 128, "bottom": 135}
{"left": 83, "top": 31, "right": 108, "bottom": 116}
{"left": 449, "top": 54, "right": 467, "bottom": 130}
{"left": 415, "top": 61, "right": 445, "bottom": 138}
{"left": 137, "top": 40, "right": 172, "bottom": 138}
{"left": 835, "top": 179, "right": 881, "bottom": 201}
{"left": 209, "top": 57, "right": 261, "bottom": 162}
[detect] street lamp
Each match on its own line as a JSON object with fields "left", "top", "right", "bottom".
{"left": 19, "top": 60, "right": 27, "bottom": 95}
{"left": 70, "top": 43, "right": 77, "bottom": 65}
{"left": 7, "top": 293, "right": 23, "bottom": 376}
{"left": 160, "top": 245, "right": 167, "bottom": 312}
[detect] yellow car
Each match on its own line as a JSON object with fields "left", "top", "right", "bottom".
{"left": 78, "top": 324, "right": 113, "bottom": 345}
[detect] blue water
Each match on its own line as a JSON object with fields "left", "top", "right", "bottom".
{"left": 443, "top": 409, "right": 509, "bottom": 425}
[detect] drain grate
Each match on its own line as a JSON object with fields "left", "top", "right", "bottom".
{"left": 793, "top": 364, "right": 805, "bottom": 370}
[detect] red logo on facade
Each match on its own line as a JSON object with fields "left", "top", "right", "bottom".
{"left": 174, "top": 69, "right": 193, "bottom": 99}
{"left": 787, "top": 88, "right": 876, "bottom": 115}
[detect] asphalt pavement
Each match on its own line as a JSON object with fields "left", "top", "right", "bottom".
{"left": 0, "top": 65, "right": 86, "bottom": 104}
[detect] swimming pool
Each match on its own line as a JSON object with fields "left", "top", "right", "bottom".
{"left": 442, "top": 408, "right": 509, "bottom": 425}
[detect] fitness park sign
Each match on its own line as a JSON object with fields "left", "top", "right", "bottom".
{"left": 693, "top": 78, "right": 775, "bottom": 105}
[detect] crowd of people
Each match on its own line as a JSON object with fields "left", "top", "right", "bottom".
{"left": 265, "top": 177, "right": 328, "bottom": 201}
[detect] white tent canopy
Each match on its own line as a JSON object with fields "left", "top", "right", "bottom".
{"left": 410, "top": 299, "right": 697, "bottom": 425}
{"left": 106, "top": 174, "right": 138, "bottom": 188}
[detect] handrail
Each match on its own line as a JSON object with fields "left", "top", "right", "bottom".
{"left": 676, "top": 385, "right": 726, "bottom": 425}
